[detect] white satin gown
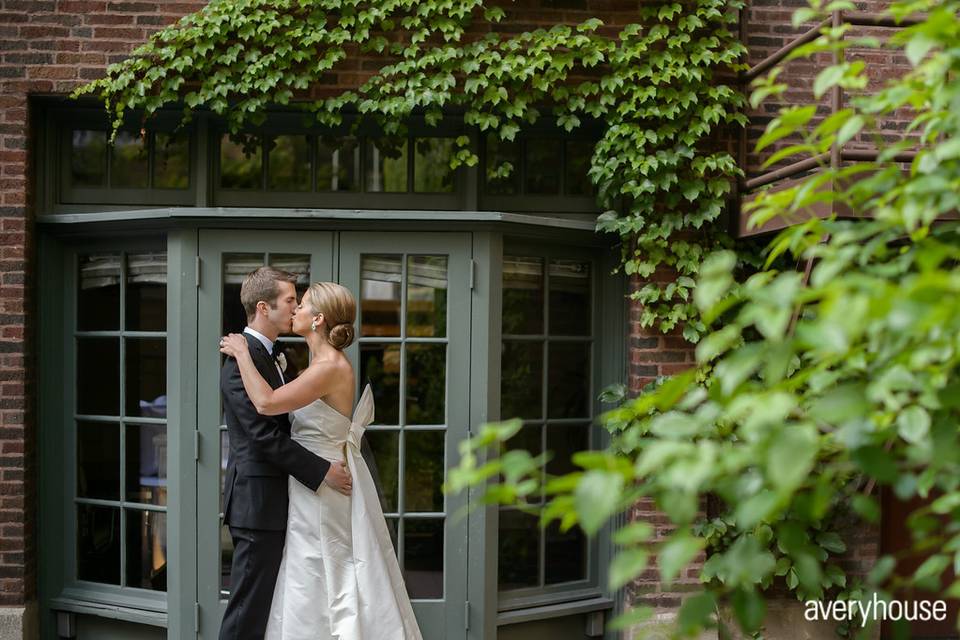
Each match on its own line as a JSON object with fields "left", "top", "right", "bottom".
{"left": 265, "top": 385, "right": 424, "bottom": 640}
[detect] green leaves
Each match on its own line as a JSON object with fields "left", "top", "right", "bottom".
{"left": 574, "top": 470, "right": 625, "bottom": 535}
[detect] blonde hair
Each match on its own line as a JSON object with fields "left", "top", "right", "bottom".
{"left": 306, "top": 282, "right": 356, "bottom": 350}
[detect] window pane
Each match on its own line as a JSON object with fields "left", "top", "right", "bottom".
{"left": 502, "top": 256, "right": 544, "bottom": 335}
{"left": 565, "top": 139, "right": 594, "bottom": 196}
{"left": 268, "top": 135, "right": 310, "bottom": 191}
{"left": 413, "top": 138, "right": 455, "bottom": 193}
{"left": 365, "top": 430, "right": 399, "bottom": 513}
{"left": 500, "top": 341, "right": 543, "bottom": 420}
{"left": 404, "top": 430, "right": 444, "bottom": 513}
{"left": 71, "top": 130, "right": 107, "bottom": 187}
{"left": 504, "top": 424, "right": 543, "bottom": 506}
{"left": 154, "top": 131, "right": 190, "bottom": 189}
{"left": 549, "top": 259, "right": 591, "bottom": 336}
{"left": 126, "top": 510, "right": 167, "bottom": 591}
{"left": 222, "top": 254, "right": 265, "bottom": 333}
{"left": 77, "top": 338, "right": 120, "bottom": 416}
{"left": 78, "top": 504, "right": 120, "bottom": 584}
{"left": 126, "top": 423, "right": 167, "bottom": 505}
{"left": 404, "top": 518, "right": 443, "bottom": 598}
{"left": 546, "top": 424, "right": 588, "bottom": 478}
{"left": 126, "top": 251, "right": 167, "bottom": 332}
{"left": 220, "top": 430, "right": 230, "bottom": 513}
{"left": 77, "top": 421, "right": 119, "bottom": 500}
{"left": 78, "top": 254, "right": 120, "bottom": 331}
{"left": 384, "top": 517, "right": 398, "bottom": 554}
{"left": 110, "top": 131, "right": 148, "bottom": 188}
{"left": 220, "top": 134, "right": 262, "bottom": 189}
{"left": 544, "top": 521, "right": 586, "bottom": 584}
{"left": 360, "top": 255, "right": 402, "bottom": 337}
{"left": 317, "top": 136, "right": 360, "bottom": 192}
{"left": 485, "top": 135, "right": 519, "bottom": 195}
{"left": 498, "top": 509, "right": 540, "bottom": 590}
{"left": 406, "top": 256, "right": 447, "bottom": 338}
{"left": 405, "top": 343, "right": 446, "bottom": 425}
{"left": 525, "top": 139, "right": 560, "bottom": 194}
{"left": 366, "top": 138, "right": 407, "bottom": 192}
{"left": 359, "top": 343, "right": 400, "bottom": 425}
{"left": 126, "top": 338, "right": 166, "bottom": 418}
{"left": 547, "top": 342, "right": 590, "bottom": 419}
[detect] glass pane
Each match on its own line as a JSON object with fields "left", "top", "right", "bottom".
{"left": 359, "top": 343, "right": 400, "bottom": 425}
{"left": 549, "top": 259, "right": 591, "bottom": 336}
{"left": 77, "top": 421, "right": 119, "bottom": 500}
{"left": 384, "top": 517, "right": 398, "bottom": 554}
{"left": 126, "top": 509, "right": 167, "bottom": 591}
{"left": 78, "top": 254, "right": 120, "bottom": 331}
{"left": 275, "top": 340, "right": 308, "bottom": 380}
{"left": 268, "top": 135, "right": 310, "bottom": 191}
{"left": 220, "top": 134, "right": 262, "bottom": 189}
{"left": 405, "top": 343, "right": 446, "bottom": 425}
{"left": 366, "top": 138, "right": 407, "bottom": 192}
{"left": 413, "top": 138, "right": 455, "bottom": 193}
{"left": 365, "top": 430, "right": 399, "bottom": 513}
{"left": 500, "top": 341, "right": 543, "bottom": 420}
{"left": 318, "top": 136, "right": 360, "bottom": 192}
{"left": 485, "top": 135, "right": 519, "bottom": 195}
{"left": 406, "top": 256, "right": 447, "bottom": 338}
{"left": 546, "top": 424, "right": 588, "bottom": 478}
{"left": 126, "top": 251, "right": 167, "bottom": 332}
{"left": 498, "top": 509, "right": 540, "bottom": 590}
{"left": 565, "top": 139, "right": 594, "bottom": 196}
{"left": 110, "top": 131, "right": 148, "bottom": 188}
{"left": 502, "top": 256, "right": 543, "bottom": 335}
{"left": 71, "top": 130, "right": 107, "bottom": 187}
{"left": 126, "top": 338, "right": 166, "bottom": 418}
{"left": 222, "top": 254, "right": 265, "bottom": 333}
{"left": 126, "top": 423, "right": 167, "bottom": 505}
{"left": 77, "top": 504, "right": 120, "bottom": 584}
{"left": 404, "top": 518, "right": 443, "bottom": 598}
{"left": 220, "top": 522, "right": 234, "bottom": 595}
{"left": 77, "top": 338, "right": 120, "bottom": 416}
{"left": 360, "top": 255, "right": 402, "bottom": 337}
{"left": 525, "top": 138, "right": 561, "bottom": 194}
{"left": 219, "top": 429, "right": 230, "bottom": 513}
{"left": 154, "top": 131, "right": 190, "bottom": 189}
{"left": 544, "top": 521, "right": 586, "bottom": 584}
{"left": 504, "top": 424, "right": 543, "bottom": 505}
{"left": 404, "top": 430, "right": 445, "bottom": 513}
{"left": 547, "top": 342, "right": 590, "bottom": 419}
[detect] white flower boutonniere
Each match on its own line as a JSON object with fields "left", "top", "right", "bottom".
{"left": 276, "top": 352, "right": 287, "bottom": 372}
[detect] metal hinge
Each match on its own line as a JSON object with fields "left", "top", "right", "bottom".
{"left": 464, "top": 601, "right": 470, "bottom": 630}
{"left": 195, "top": 602, "right": 200, "bottom": 633}
{"left": 194, "top": 431, "right": 200, "bottom": 461}
{"left": 195, "top": 255, "right": 201, "bottom": 288}
{"left": 469, "top": 259, "right": 476, "bottom": 291}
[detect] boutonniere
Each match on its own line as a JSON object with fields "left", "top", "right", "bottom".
{"left": 276, "top": 352, "right": 287, "bottom": 372}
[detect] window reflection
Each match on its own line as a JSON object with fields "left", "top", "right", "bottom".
{"left": 406, "top": 256, "right": 447, "bottom": 338}
{"left": 71, "top": 130, "right": 107, "bottom": 187}
{"left": 360, "top": 343, "right": 400, "bottom": 425}
{"left": 565, "top": 139, "right": 594, "bottom": 196}
{"left": 366, "top": 138, "right": 408, "bottom": 192}
{"left": 502, "top": 256, "right": 544, "bottom": 335}
{"left": 154, "top": 132, "right": 190, "bottom": 189}
{"left": 405, "top": 343, "right": 446, "bottom": 425}
{"left": 366, "top": 430, "right": 399, "bottom": 512}
{"left": 360, "top": 255, "right": 402, "bottom": 337}
{"left": 77, "top": 421, "right": 120, "bottom": 500}
{"left": 268, "top": 135, "right": 310, "bottom": 191}
{"left": 77, "top": 338, "right": 120, "bottom": 416}
{"left": 498, "top": 509, "right": 540, "bottom": 590}
{"left": 413, "top": 138, "right": 455, "bottom": 193}
{"left": 500, "top": 341, "right": 543, "bottom": 420}
{"left": 318, "top": 136, "right": 360, "bottom": 192}
{"left": 126, "top": 510, "right": 167, "bottom": 591}
{"left": 485, "top": 135, "right": 520, "bottom": 195}
{"left": 126, "top": 423, "right": 167, "bottom": 505}
{"left": 404, "top": 430, "right": 445, "bottom": 512}
{"left": 78, "top": 254, "right": 120, "bottom": 331}
{"left": 111, "top": 131, "right": 148, "bottom": 189}
{"left": 126, "top": 338, "right": 166, "bottom": 418}
{"left": 549, "top": 259, "right": 591, "bottom": 336}
{"left": 126, "top": 252, "right": 167, "bottom": 332}
{"left": 220, "top": 134, "right": 262, "bottom": 189}
{"left": 78, "top": 505, "right": 120, "bottom": 584}
{"left": 404, "top": 518, "right": 444, "bottom": 598}
{"left": 524, "top": 138, "right": 561, "bottom": 194}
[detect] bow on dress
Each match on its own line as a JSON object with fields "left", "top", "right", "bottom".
{"left": 344, "top": 384, "right": 374, "bottom": 461}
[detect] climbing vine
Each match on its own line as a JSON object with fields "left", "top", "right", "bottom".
{"left": 76, "top": 0, "right": 748, "bottom": 341}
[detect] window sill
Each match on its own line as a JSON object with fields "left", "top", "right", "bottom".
{"left": 50, "top": 596, "right": 168, "bottom": 628}
{"left": 496, "top": 596, "right": 614, "bottom": 627}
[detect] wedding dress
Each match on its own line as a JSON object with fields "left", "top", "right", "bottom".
{"left": 265, "top": 385, "right": 424, "bottom": 640}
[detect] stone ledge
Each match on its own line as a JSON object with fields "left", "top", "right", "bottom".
{"left": 0, "top": 602, "right": 38, "bottom": 640}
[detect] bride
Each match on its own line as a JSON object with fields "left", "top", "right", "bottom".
{"left": 219, "top": 282, "right": 423, "bottom": 640}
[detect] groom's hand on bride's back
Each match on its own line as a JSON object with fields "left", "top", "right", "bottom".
{"left": 323, "top": 460, "right": 352, "bottom": 496}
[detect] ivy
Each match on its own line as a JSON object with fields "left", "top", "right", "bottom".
{"left": 75, "top": 0, "right": 747, "bottom": 342}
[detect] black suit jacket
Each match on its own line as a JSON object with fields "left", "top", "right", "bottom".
{"left": 220, "top": 333, "right": 331, "bottom": 531}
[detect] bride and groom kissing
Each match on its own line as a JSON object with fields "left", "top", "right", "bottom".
{"left": 217, "top": 267, "right": 423, "bottom": 640}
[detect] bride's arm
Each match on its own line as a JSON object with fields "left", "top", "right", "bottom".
{"left": 219, "top": 333, "right": 333, "bottom": 415}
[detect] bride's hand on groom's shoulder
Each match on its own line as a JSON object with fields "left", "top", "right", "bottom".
{"left": 219, "top": 333, "right": 249, "bottom": 359}
{"left": 323, "top": 460, "right": 352, "bottom": 496}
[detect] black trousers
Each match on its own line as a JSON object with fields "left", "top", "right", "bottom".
{"left": 219, "top": 526, "right": 285, "bottom": 640}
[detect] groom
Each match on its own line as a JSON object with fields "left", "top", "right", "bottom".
{"left": 218, "top": 267, "right": 352, "bottom": 640}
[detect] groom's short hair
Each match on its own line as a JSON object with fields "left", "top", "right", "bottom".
{"left": 241, "top": 266, "right": 298, "bottom": 320}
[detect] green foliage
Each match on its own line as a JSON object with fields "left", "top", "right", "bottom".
{"left": 450, "top": 0, "right": 960, "bottom": 636}
{"left": 75, "top": 0, "right": 747, "bottom": 341}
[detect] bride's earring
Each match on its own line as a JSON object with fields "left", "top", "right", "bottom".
{"left": 310, "top": 319, "right": 318, "bottom": 332}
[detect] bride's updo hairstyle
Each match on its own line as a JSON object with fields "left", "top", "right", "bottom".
{"left": 306, "top": 282, "right": 357, "bottom": 350}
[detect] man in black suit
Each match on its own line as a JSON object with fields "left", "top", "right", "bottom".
{"left": 218, "top": 267, "right": 352, "bottom": 640}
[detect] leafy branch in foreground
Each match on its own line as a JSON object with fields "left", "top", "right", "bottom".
{"left": 449, "top": 0, "right": 960, "bottom": 636}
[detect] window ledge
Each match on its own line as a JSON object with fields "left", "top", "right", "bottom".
{"left": 496, "top": 596, "right": 614, "bottom": 627}
{"left": 50, "top": 596, "right": 168, "bottom": 628}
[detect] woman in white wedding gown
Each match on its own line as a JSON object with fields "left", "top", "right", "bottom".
{"left": 219, "top": 282, "right": 423, "bottom": 640}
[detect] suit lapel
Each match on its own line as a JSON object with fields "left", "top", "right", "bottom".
{"left": 245, "top": 333, "right": 282, "bottom": 389}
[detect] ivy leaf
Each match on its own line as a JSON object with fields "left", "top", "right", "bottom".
{"left": 574, "top": 470, "right": 624, "bottom": 535}
{"left": 659, "top": 533, "right": 704, "bottom": 583}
